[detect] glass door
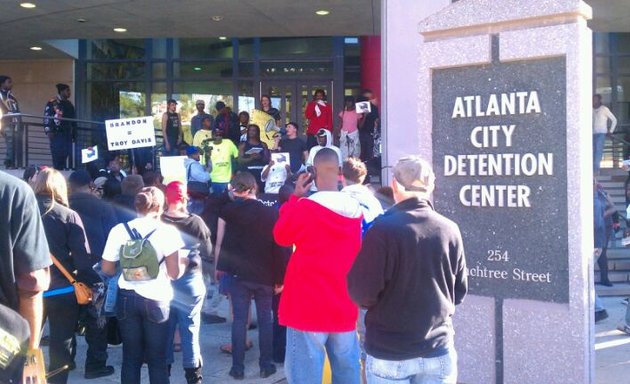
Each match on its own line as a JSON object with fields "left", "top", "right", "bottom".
{"left": 261, "top": 80, "right": 333, "bottom": 136}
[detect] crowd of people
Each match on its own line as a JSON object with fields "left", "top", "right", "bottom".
{"left": 1, "top": 146, "right": 469, "bottom": 384}
{"left": 1, "top": 81, "right": 471, "bottom": 384}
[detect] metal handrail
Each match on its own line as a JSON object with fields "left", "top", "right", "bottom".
{"left": 4, "top": 113, "right": 104, "bottom": 126}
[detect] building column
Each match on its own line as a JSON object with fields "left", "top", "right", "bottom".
{"left": 360, "top": 36, "right": 381, "bottom": 104}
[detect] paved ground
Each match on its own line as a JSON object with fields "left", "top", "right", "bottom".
{"left": 60, "top": 316, "right": 287, "bottom": 384}
{"left": 594, "top": 295, "right": 630, "bottom": 384}
{"left": 43, "top": 295, "right": 630, "bottom": 384}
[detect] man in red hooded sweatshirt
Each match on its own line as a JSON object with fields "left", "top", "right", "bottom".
{"left": 273, "top": 148, "right": 362, "bottom": 384}
{"left": 304, "top": 89, "right": 333, "bottom": 150}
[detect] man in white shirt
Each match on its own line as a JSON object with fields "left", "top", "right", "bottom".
{"left": 593, "top": 94, "right": 617, "bottom": 174}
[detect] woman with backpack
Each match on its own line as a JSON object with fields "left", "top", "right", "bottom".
{"left": 101, "top": 186, "right": 188, "bottom": 384}
{"left": 162, "top": 181, "right": 212, "bottom": 384}
{"left": 35, "top": 168, "right": 92, "bottom": 384}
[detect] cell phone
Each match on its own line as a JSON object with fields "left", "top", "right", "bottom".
{"left": 303, "top": 166, "right": 315, "bottom": 187}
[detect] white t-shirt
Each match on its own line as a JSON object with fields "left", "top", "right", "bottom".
{"left": 102, "top": 217, "right": 184, "bottom": 302}
{"left": 593, "top": 105, "right": 617, "bottom": 134}
{"left": 261, "top": 164, "right": 288, "bottom": 194}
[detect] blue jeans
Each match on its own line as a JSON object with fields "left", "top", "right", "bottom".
{"left": 593, "top": 133, "right": 606, "bottom": 173}
{"left": 116, "top": 289, "right": 171, "bottom": 384}
{"left": 285, "top": 327, "right": 360, "bottom": 384}
{"left": 166, "top": 272, "right": 206, "bottom": 369}
{"left": 187, "top": 198, "right": 205, "bottom": 216}
{"left": 230, "top": 278, "right": 274, "bottom": 373}
{"left": 365, "top": 347, "right": 458, "bottom": 384}
{"left": 211, "top": 182, "right": 229, "bottom": 195}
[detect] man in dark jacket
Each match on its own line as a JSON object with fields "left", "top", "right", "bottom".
{"left": 348, "top": 155, "right": 468, "bottom": 384}
{"left": 215, "top": 171, "right": 285, "bottom": 380}
{"left": 44, "top": 83, "right": 77, "bottom": 170}
{"left": 68, "top": 170, "right": 117, "bottom": 378}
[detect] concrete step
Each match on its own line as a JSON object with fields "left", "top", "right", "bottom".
{"left": 595, "top": 282, "right": 630, "bottom": 297}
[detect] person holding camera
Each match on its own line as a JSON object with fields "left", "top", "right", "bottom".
{"left": 274, "top": 148, "right": 363, "bottom": 383}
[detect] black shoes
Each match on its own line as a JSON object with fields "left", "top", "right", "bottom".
{"left": 202, "top": 313, "right": 227, "bottom": 324}
{"left": 84, "top": 365, "right": 115, "bottom": 379}
{"left": 595, "top": 309, "right": 609, "bottom": 323}
{"left": 228, "top": 367, "right": 244, "bottom": 380}
{"left": 597, "top": 280, "right": 614, "bottom": 287}
{"left": 260, "top": 364, "right": 277, "bottom": 378}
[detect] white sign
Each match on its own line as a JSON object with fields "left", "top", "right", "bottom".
{"left": 81, "top": 145, "right": 98, "bottom": 164}
{"left": 355, "top": 101, "right": 371, "bottom": 114}
{"left": 160, "top": 156, "right": 187, "bottom": 185}
{"left": 272, "top": 152, "right": 290, "bottom": 166}
{"left": 105, "top": 116, "right": 156, "bottom": 150}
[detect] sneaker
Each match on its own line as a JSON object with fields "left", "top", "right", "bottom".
{"left": 260, "top": 364, "right": 277, "bottom": 378}
{"left": 595, "top": 310, "right": 609, "bottom": 323}
{"left": 228, "top": 367, "right": 244, "bottom": 380}
{"left": 84, "top": 365, "right": 115, "bottom": 379}
{"left": 622, "top": 298, "right": 629, "bottom": 305}
{"left": 597, "top": 280, "right": 614, "bottom": 287}
{"left": 617, "top": 324, "right": 630, "bottom": 335}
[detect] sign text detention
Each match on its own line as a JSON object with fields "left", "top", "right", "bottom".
{"left": 432, "top": 58, "right": 569, "bottom": 302}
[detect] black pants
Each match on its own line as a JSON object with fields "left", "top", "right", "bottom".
{"left": 359, "top": 131, "right": 373, "bottom": 162}
{"left": 84, "top": 307, "right": 109, "bottom": 371}
{"left": 50, "top": 134, "right": 72, "bottom": 170}
{"left": 597, "top": 226, "right": 612, "bottom": 282}
{"left": 43, "top": 293, "right": 80, "bottom": 384}
{"left": 272, "top": 293, "right": 286, "bottom": 363}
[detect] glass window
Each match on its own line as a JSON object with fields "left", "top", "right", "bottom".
{"left": 594, "top": 33, "right": 609, "bottom": 55}
{"left": 88, "top": 81, "right": 145, "bottom": 122}
{"left": 151, "top": 83, "right": 167, "bottom": 132}
{"left": 617, "top": 56, "right": 630, "bottom": 75}
{"left": 594, "top": 56, "right": 610, "bottom": 75}
{"left": 260, "top": 37, "right": 333, "bottom": 58}
{"left": 88, "top": 39, "right": 145, "bottom": 59}
{"left": 239, "top": 38, "right": 255, "bottom": 59}
{"left": 153, "top": 63, "right": 167, "bottom": 79}
{"left": 238, "top": 62, "right": 255, "bottom": 77}
{"left": 595, "top": 76, "right": 612, "bottom": 104}
{"left": 616, "top": 34, "right": 630, "bottom": 54}
{"left": 152, "top": 39, "right": 167, "bottom": 58}
{"left": 173, "top": 61, "right": 233, "bottom": 79}
{"left": 87, "top": 62, "right": 146, "bottom": 80}
{"left": 616, "top": 76, "right": 630, "bottom": 102}
{"left": 173, "top": 38, "right": 233, "bottom": 59}
{"left": 260, "top": 61, "right": 333, "bottom": 78}
{"left": 237, "top": 81, "right": 255, "bottom": 113}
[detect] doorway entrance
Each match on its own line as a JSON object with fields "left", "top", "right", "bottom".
{"left": 260, "top": 80, "right": 334, "bottom": 134}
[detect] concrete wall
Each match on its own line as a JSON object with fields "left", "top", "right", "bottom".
{"left": 381, "top": 0, "right": 451, "bottom": 184}
{"left": 0, "top": 59, "right": 74, "bottom": 117}
{"left": 0, "top": 59, "right": 74, "bottom": 166}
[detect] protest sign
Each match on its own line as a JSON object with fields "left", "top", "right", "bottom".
{"left": 355, "top": 101, "right": 371, "bottom": 114}
{"left": 81, "top": 145, "right": 98, "bottom": 163}
{"left": 160, "top": 156, "right": 187, "bottom": 185}
{"left": 105, "top": 116, "right": 156, "bottom": 151}
{"left": 271, "top": 152, "right": 290, "bottom": 166}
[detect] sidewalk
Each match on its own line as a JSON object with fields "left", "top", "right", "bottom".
{"left": 61, "top": 319, "right": 287, "bottom": 384}
{"left": 595, "top": 296, "right": 630, "bottom": 384}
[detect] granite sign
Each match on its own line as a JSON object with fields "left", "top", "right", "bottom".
{"left": 433, "top": 57, "right": 568, "bottom": 303}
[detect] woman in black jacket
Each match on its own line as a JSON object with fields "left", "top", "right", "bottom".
{"left": 34, "top": 168, "right": 92, "bottom": 384}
